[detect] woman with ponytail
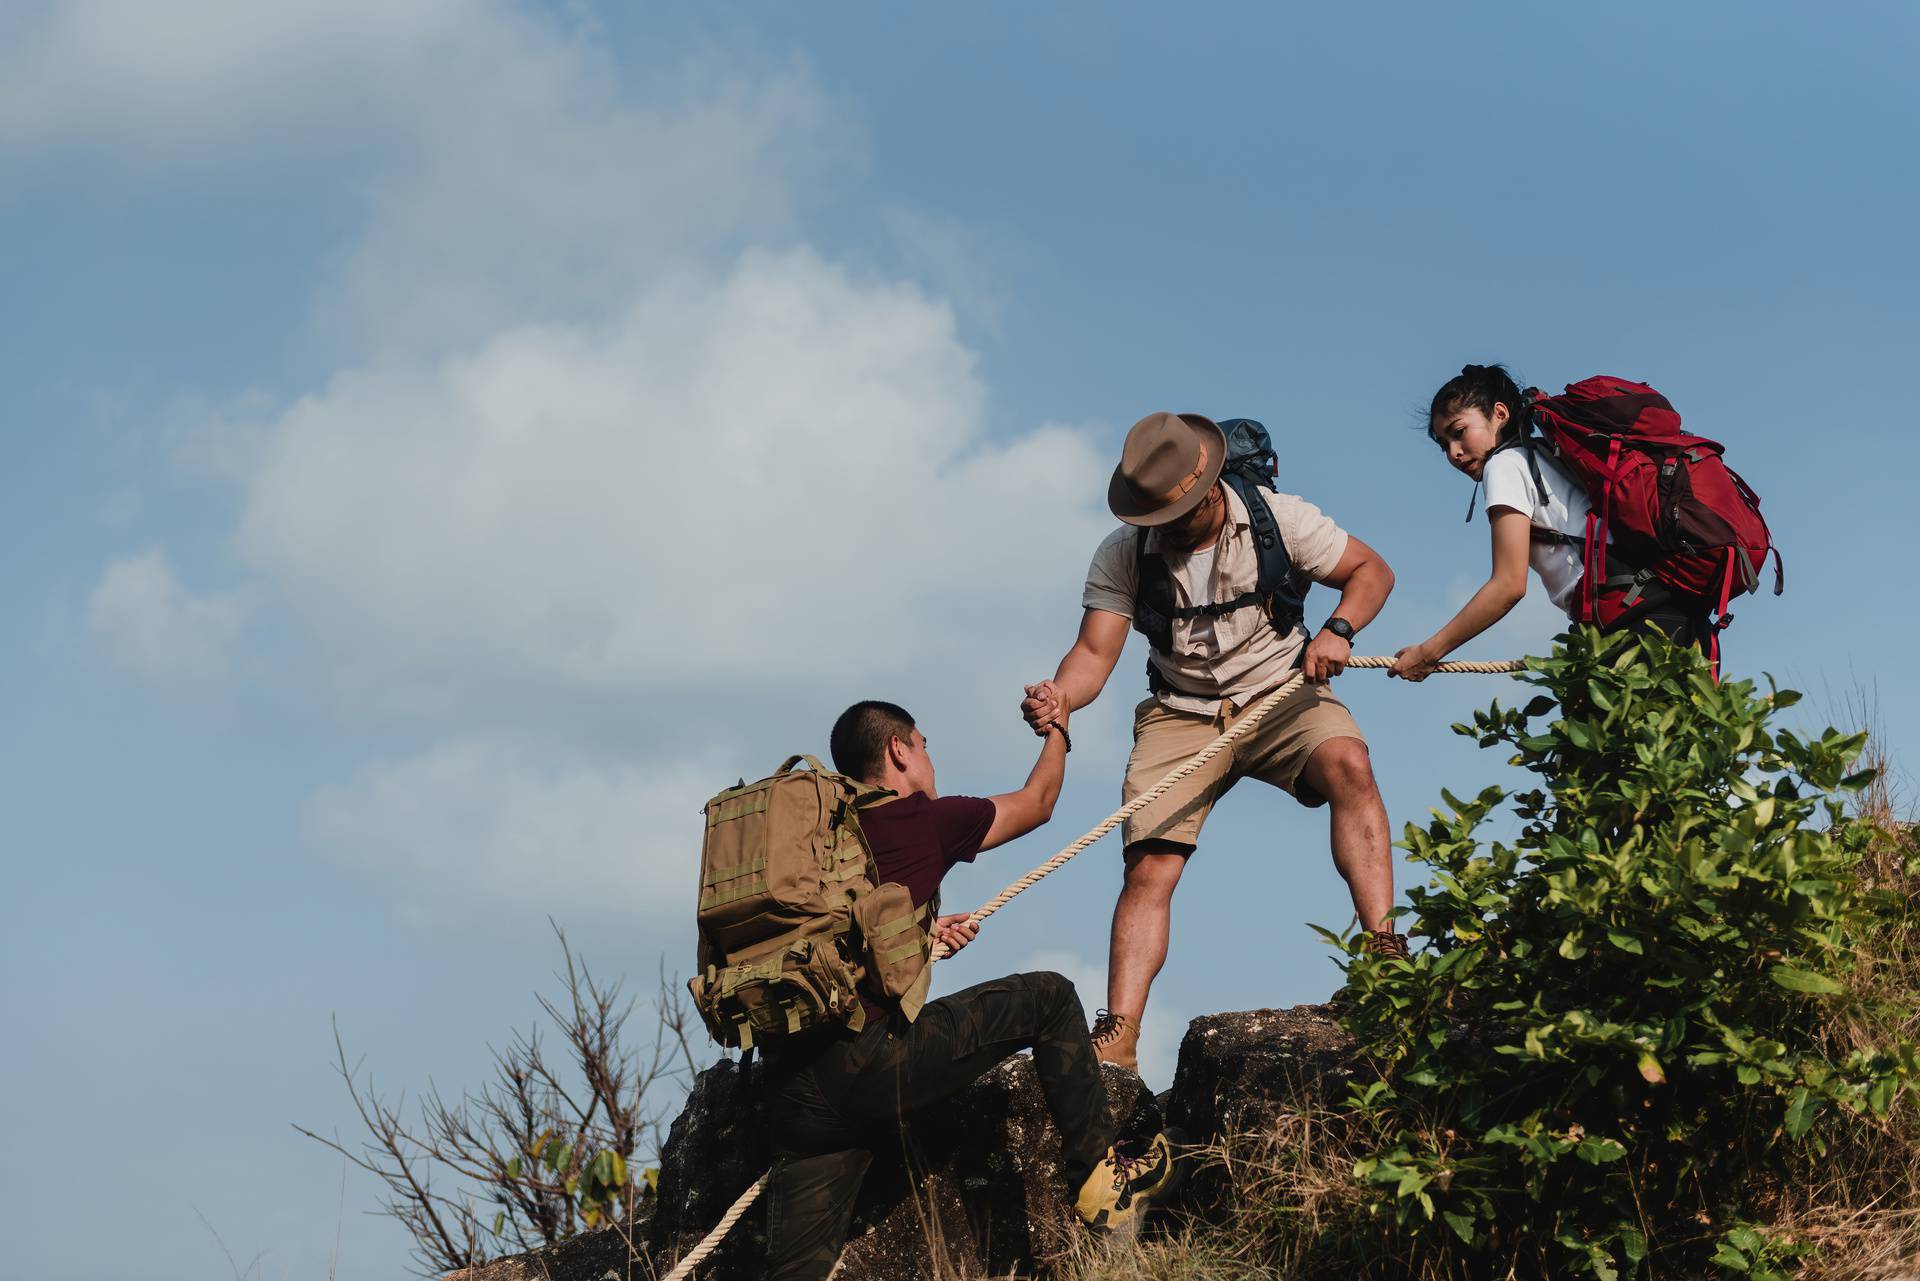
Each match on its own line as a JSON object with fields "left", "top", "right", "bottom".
{"left": 1389, "top": 364, "right": 1716, "bottom": 682}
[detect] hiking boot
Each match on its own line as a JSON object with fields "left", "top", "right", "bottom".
{"left": 1074, "top": 1132, "right": 1175, "bottom": 1232}
{"left": 1361, "top": 929, "right": 1410, "bottom": 961}
{"left": 1089, "top": 1009, "right": 1140, "bottom": 1073}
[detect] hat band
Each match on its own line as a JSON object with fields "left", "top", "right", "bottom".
{"left": 1160, "top": 444, "right": 1209, "bottom": 506}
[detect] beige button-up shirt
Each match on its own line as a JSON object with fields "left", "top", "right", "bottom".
{"left": 1082, "top": 485, "right": 1350, "bottom": 715}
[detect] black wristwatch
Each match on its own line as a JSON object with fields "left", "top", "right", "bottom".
{"left": 1323, "top": 617, "right": 1356, "bottom": 643}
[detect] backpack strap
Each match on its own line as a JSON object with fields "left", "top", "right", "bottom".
{"left": 1133, "top": 527, "right": 1176, "bottom": 655}
{"left": 1128, "top": 481, "right": 1305, "bottom": 690}
{"left": 1226, "top": 473, "right": 1303, "bottom": 628}
{"left": 1471, "top": 435, "right": 1550, "bottom": 524}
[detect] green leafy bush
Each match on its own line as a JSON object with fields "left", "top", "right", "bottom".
{"left": 1332, "top": 628, "right": 1917, "bottom": 1279}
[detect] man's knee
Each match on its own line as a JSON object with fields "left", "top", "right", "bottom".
{"left": 1121, "top": 842, "right": 1190, "bottom": 897}
{"left": 1307, "top": 738, "right": 1378, "bottom": 800}
{"left": 1018, "top": 969, "right": 1086, "bottom": 1022}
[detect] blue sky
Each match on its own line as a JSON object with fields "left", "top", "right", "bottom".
{"left": 4, "top": 3, "right": 1916, "bottom": 1277}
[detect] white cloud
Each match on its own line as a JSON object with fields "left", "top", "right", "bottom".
{"left": 0, "top": 0, "right": 479, "bottom": 163}
{"left": 231, "top": 246, "right": 1110, "bottom": 712}
{"left": 57, "top": 2, "right": 1116, "bottom": 921}
{"left": 306, "top": 737, "right": 714, "bottom": 927}
{"left": 0, "top": 0, "right": 847, "bottom": 353}
{"left": 87, "top": 547, "right": 246, "bottom": 683}
{"left": 877, "top": 205, "right": 1009, "bottom": 334}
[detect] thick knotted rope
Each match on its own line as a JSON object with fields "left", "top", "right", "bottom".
{"left": 658, "top": 655, "right": 1520, "bottom": 1279}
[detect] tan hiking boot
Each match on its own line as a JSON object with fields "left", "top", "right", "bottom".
{"left": 1090, "top": 1009, "right": 1141, "bottom": 1072}
{"left": 1074, "top": 1132, "right": 1175, "bottom": 1231}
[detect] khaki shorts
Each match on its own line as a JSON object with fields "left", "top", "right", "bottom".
{"left": 1121, "top": 683, "right": 1367, "bottom": 850}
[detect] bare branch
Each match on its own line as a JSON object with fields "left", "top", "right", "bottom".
{"left": 298, "top": 940, "right": 693, "bottom": 1275}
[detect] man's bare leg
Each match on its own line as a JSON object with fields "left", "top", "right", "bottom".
{"left": 1298, "top": 737, "right": 1393, "bottom": 933}
{"left": 1106, "top": 842, "right": 1190, "bottom": 1023}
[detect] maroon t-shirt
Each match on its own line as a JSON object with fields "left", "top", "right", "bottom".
{"left": 856, "top": 792, "right": 996, "bottom": 1022}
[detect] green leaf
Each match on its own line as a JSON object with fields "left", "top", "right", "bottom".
{"left": 1619, "top": 1227, "right": 1647, "bottom": 1261}
{"left": 1784, "top": 1087, "right": 1819, "bottom": 1139}
{"left": 1576, "top": 1135, "right": 1627, "bottom": 1164}
{"left": 491, "top": 1211, "right": 505, "bottom": 1237}
{"left": 1606, "top": 930, "right": 1644, "bottom": 955}
{"left": 505, "top": 1156, "right": 522, "bottom": 1180}
{"left": 1768, "top": 965, "right": 1843, "bottom": 996}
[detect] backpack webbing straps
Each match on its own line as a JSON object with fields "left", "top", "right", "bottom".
{"left": 865, "top": 900, "right": 934, "bottom": 966}
{"left": 706, "top": 792, "right": 769, "bottom": 826}
{"left": 1131, "top": 480, "right": 1304, "bottom": 680}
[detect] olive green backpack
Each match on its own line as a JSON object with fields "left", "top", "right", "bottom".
{"left": 688, "top": 756, "right": 937, "bottom": 1050}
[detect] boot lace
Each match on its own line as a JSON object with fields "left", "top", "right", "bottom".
{"left": 1108, "top": 1140, "right": 1158, "bottom": 1191}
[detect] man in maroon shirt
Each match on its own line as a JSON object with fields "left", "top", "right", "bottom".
{"left": 761, "top": 700, "right": 1174, "bottom": 1280}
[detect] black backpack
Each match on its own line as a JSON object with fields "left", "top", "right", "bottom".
{"left": 1132, "top": 418, "right": 1305, "bottom": 689}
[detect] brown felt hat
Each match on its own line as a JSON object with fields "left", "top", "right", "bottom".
{"left": 1107, "top": 412, "right": 1227, "bottom": 527}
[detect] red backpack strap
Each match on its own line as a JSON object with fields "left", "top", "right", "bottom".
{"left": 1581, "top": 438, "right": 1623, "bottom": 623}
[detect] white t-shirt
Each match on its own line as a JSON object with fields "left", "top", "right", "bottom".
{"left": 1481, "top": 446, "right": 1592, "bottom": 611}
{"left": 1182, "top": 544, "right": 1220, "bottom": 650}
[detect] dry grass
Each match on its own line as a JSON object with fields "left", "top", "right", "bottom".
{"left": 1060, "top": 1102, "right": 1397, "bottom": 1281}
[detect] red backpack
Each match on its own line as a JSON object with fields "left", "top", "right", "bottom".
{"left": 1519, "top": 376, "right": 1781, "bottom": 660}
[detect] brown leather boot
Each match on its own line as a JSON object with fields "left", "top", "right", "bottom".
{"left": 1361, "top": 929, "right": 1411, "bottom": 961}
{"left": 1090, "top": 1009, "right": 1141, "bottom": 1072}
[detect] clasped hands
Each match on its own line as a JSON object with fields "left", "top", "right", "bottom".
{"left": 1020, "top": 680, "right": 1069, "bottom": 736}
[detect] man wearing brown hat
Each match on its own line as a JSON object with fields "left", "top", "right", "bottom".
{"left": 1020, "top": 412, "right": 1400, "bottom": 1072}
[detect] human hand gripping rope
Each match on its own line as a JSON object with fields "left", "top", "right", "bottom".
{"left": 658, "top": 655, "right": 1521, "bottom": 1280}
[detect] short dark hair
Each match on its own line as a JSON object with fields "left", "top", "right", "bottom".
{"left": 830, "top": 700, "right": 917, "bottom": 782}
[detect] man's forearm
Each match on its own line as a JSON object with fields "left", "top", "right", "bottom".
{"left": 1050, "top": 646, "right": 1111, "bottom": 716}
{"left": 1327, "top": 561, "right": 1394, "bottom": 634}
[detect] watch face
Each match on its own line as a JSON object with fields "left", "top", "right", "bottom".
{"left": 1328, "top": 619, "right": 1353, "bottom": 639}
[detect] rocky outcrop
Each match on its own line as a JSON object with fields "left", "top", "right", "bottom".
{"left": 1164, "top": 1004, "right": 1354, "bottom": 1138}
{"left": 644, "top": 1052, "right": 1158, "bottom": 1281}
{"left": 455, "top": 1005, "right": 1352, "bottom": 1281}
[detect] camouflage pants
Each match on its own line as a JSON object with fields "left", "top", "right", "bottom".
{"left": 761, "top": 970, "right": 1113, "bottom": 1281}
